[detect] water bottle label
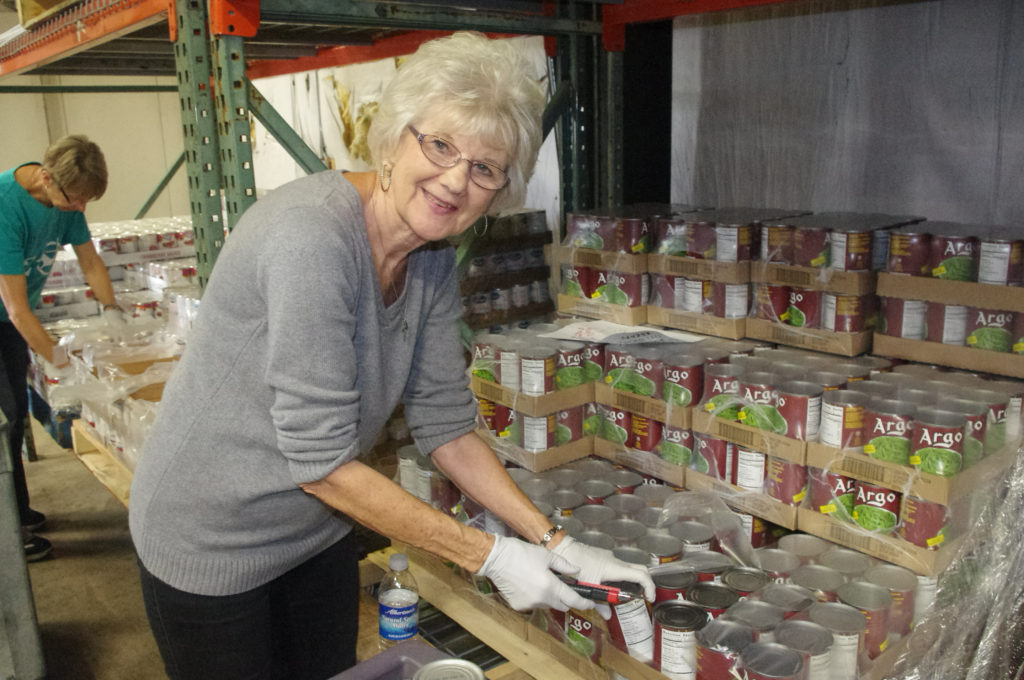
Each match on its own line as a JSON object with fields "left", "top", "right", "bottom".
{"left": 379, "top": 601, "right": 418, "bottom": 641}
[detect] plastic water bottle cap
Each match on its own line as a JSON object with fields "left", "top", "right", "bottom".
{"left": 390, "top": 553, "right": 409, "bottom": 571}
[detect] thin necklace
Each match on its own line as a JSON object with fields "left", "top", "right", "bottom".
{"left": 374, "top": 221, "right": 409, "bottom": 337}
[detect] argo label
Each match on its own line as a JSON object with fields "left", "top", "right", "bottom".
{"left": 851, "top": 482, "right": 900, "bottom": 534}
{"left": 929, "top": 234, "right": 976, "bottom": 280}
{"left": 809, "top": 468, "right": 856, "bottom": 520}
{"left": 657, "top": 425, "right": 693, "bottom": 467}
{"left": 783, "top": 288, "right": 821, "bottom": 328}
{"left": 663, "top": 359, "right": 703, "bottom": 407}
{"left": 910, "top": 414, "right": 965, "bottom": 477}
{"left": 966, "top": 307, "right": 1014, "bottom": 353}
{"left": 862, "top": 402, "right": 914, "bottom": 465}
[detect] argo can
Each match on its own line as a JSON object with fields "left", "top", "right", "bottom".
{"left": 599, "top": 404, "right": 633, "bottom": 447}
{"left": 654, "top": 568, "right": 700, "bottom": 602}
{"left": 693, "top": 433, "right": 734, "bottom": 482}
{"left": 575, "top": 478, "right": 615, "bottom": 505}
{"left": 734, "top": 447, "right": 767, "bottom": 492}
{"left": 687, "top": 582, "right": 741, "bottom": 618}
{"left": 669, "top": 520, "right": 716, "bottom": 555}
{"left": 863, "top": 563, "right": 918, "bottom": 638}
{"left": 778, "top": 533, "right": 830, "bottom": 565}
{"left": 695, "top": 618, "right": 754, "bottom": 680}
{"left": 818, "top": 547, "right": 874, "bottom": 582}
{"left": 823, "top": 293, "right": 868, "bottom": 332}
{"left": 701, "top": 363, "right": 743, "bottom": 420}
{"left": 861, "top": 398, "right": 915, "bottom": 465}
{"left": 776, "top": 381, "right": 824, "bottom": 441}
{"left": 520, "top": 344, "right": 556, "bottom": 396}
{"left": 603, "top": 518, "right": 647, "bottom": 547}
{"left": 790, "top": 565, "right": 844, "bottom": 603}
{"left": 616, "top": 216, "right": 650, "bottom": 254}
{"left": 818, "top": 389, "right": 870, "bottom": 449}
{"left": 755, "top": 550, "right": 802, "bottom": 584}
{"left": 554, "top": 341, "right": 587, "bottom": 390}
{"left": 756, "top": 583, "right": 816, "bottom": 620}
{"left": 562, "top": 263, "right": 595, "bottom": 298}
{"left": 836, "top": 581, "right": 892, "bottom": 660}
{"left": 829, "top": 226, "right": 873, "bottom": 272}
{"left": 808, "top": 467, "right": 856, "bottom": 520}
{"left": 682, "top": 279, "right": 714, "bottom": 314}
{"left": 924, "top": 301, "right": 968, "bottom": 345}
{"left": 564, "top": 609, "right": 602, "bottom": 663}
{"left": 723, "top": 600, "right": 785, "bottom": 642}
{"left": 715, "top": 222, "right": 754, "bottom": 262}
{"left": 593, "top": 269, "right": 647, "bottom": 307}
{"left": 887, "top": 228, "right": 931, "bottom": 276}
{"left": 658, "top": 425, "right": 694, "bottom": 467}
{"left": 555, "top": 406, "right": 584, "bottom": 446}
{"left": 637, "top": 533, "right": 684, "bottom": 566}
{"left": 774, "top": 619, "right": 834, "bottom": 680}
{"left": 655, "top": 217, "right": 688, "bottom": 256}
{"left": 687, "top": 551, "right": 739, "bottom": 584}
{"left": 851, "top": 481, "right": 901, "bottom": 534}
{"left": 520, "top": 413, "right": 556, "bottom": 452}
{"left": 688, "top": 220, "right": 718, "bottom": 260}
{"left": 783, "top": 288, "right": 822, "bottom": 329}
{"left": 663, "top": 352, "right": 704, "bottom": 407}
{"left": 807, "top": 602, "right": 866, "bottom": 680}
{"left": 761, "top": 223, "right": 794, "bottom": 263}
{"left": 755, "top": 283, "right": 791, "bottom": 322}
{"left": 711, "top": 282, "right": 750, "bottom": 319}
{"left": 765, "top": 456, "right": 808, "bottom": 506}
{"left": 937, "top": 396, "right": 989, "bottom": 467}
{"left": 653, "top": 602, "right": 709, "bottom": 678}
{"left": 899, "top": 495, "right": 950, "bottom": 550}
{"left": 632, "top": 416, "right": 663, "bottom": 453}
{"left": 881, "top": 297, "right": 926, "bottom": 339}
{"left": 977, "top": 231, "right": 1024, "bottom": 285}
{"left": 740, "top": 641, "right": 805, "bottom": 680}
{"left": 793, "top": 225, "right": 830, "bottom": 268}
{"left": 909, "top": 407, "right": 967, "bottom": 477}
{"left": 606, "top": 581, "right": 655, "bottom": 662}
{"left": 720, "top": 567, "right": 773, "bottom": 598}
{"left": 929, "top": 230, "right": 977, "bottom": 281}
{"left": 966, "top": 307, "right": 1014, "bottom": 353}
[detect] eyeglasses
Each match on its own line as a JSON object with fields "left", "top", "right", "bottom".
{"left": 56, "top": 183, "right": 72, "bottom": 203}
{"left": 409, "top": 126, "right": 509, "bottom": 191}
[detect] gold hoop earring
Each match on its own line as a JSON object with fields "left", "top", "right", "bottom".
{"left": 379, "top": 164, "right": 392, "bottom": 192}
{"left": 474, "top": 215, "right": 489, "bottom": 237}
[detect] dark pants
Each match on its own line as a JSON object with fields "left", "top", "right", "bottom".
{"left": 139, "top": 533, "right": 361, "bottom": 680}
{"left": 0, "top": 322, "right": 30, "bottom": 523}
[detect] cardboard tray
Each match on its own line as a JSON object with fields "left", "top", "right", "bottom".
{"left": 751, "top": 263, "right": 876, "bottom": 295}
{"left": 691, "top": 410, "right": 806, "bottom": 464}
{"left": 592, "top": 438, "right": 685, "bottom": 487}
{"left": 646, "top": 306, "right": 747, "bottom": 340}
{"left": 684, "top": 471, "right": 799, "bottom": 529}
{"left": 796, "top": 508, "right": 964, "bottom": 576}
{"left": 483, "top": 429, "right": 594, "bottom": 473}
{"left": 744, "top": 317, "right": 873, "bottom": 357}
{"left": 876, "top": 272, "right": 1024, "bottom": 313}
{"left": 647, "top": 254, "right": 750, "bottom": 284}
{"left": 872, "top": 333, "right": 1024, "bottom": 380}
{"left": 805, "top": 438, "right": 1018, "bottom": 506}
{"left": 557, "top": 294, "right": 648, "bottom": 326}
{"left": 556, "top": 246, "right": 648, "bottom": 274}
{"left": 593, "top": 382, "right": 691, "bottom": 429}
{"left": 471, "top": 375, "right": 595, "bottom": 418}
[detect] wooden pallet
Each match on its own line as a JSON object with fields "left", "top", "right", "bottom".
{"left": 70, "top": 419, "right": 132, "bottom": 508}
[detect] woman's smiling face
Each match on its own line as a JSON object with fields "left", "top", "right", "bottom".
{"left": 388, "top": 120, "right": 509, "bottom": 244}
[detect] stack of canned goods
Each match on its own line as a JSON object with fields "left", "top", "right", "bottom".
{"left": 89, "top": 215, "right": 195, "bottom": 256}
{"left": 886, "top": 222, "right": 1022, "bottom": 284}
{"left": 561, "top": 261, "right": 650, "bottom": 308}
{"left": 649, "top": 275, "right": 751, "bottom": 320}
{"left": 879, "top": 295, "right": 1024, "bottom": 354}
{"left": 753, "top": 284, "right": 876, "bottom": 332}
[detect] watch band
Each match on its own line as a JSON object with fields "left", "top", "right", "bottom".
{"left": 539, "top": 524, "right": 563, "bottom": 548}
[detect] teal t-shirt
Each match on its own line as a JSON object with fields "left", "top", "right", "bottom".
{"left": 0, "top": 163, "right": 92, "bottom": 322}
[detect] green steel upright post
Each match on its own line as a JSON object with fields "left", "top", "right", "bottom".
{"left": 212, "top": 35, "right": 258, "bottom": 233}
{"left": 601, "top": 49, "right": 624, "bottom": 210}
{"left": 173, "top": 0, "right": 225, "bottom": 290}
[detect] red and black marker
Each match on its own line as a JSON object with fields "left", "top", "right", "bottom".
{"left": 561, "top": 577, "right": 640, "bottom": 605}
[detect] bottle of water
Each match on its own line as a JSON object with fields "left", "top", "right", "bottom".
{"left": 378, "top": 552, "right": 419, "bottom": 650}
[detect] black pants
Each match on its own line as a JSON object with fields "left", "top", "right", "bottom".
{"left": 138, "top": 533, "right": 361, "bottom": 680}
{"left": 0, "top": 322, "right": 30, "bottom": 523}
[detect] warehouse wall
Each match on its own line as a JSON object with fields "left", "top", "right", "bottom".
{"left": 671, "top": 0, "right": 1024, "bottom": 225}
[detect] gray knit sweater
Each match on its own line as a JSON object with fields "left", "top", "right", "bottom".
{"left": 129, "top": 172, "right": 478, "bottom": 596}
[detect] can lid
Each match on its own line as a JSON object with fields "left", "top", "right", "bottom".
{"left": 612, "top": 546, "right": 651, "bottom": 567}
{"left": 653, "top": 568, "right": 699, "bottom": 590}
{"left": 774, "top": 619, "right": 834, "bottom": 655}
{"left": 818, "top": 548, "right": 874, "bottom": 578}
{"left": 695, "top": 618, "right": 756, "bottom": 652}
{"left": 669, "top": 520, "right": 715, "bottom": 544}
{"left": 758, "top": 583, "right": 816, "bottom": 613}
{"left": 684, "top": 550, "right": 736, "bottom": 573}
{"left": 755, "top": 548, "right": 801, "bottom": 575}
{"left": 721, "top": 566, "right": 772, "bottom": 594}
{"left": 740, "top": 641, "right": 805, "bottom": 678}
{"left": 808, "top": 601, "right": 868, "bottom": 634}
{"left": 837, "top": 581, "right": 894, "bottom": 611}
{"left": 863, "top": 563, "right": 918, "bottom": 591}
{"left": 722, "top": 600, "right": 785, "bottom": 631}
{"left": 791, "top": 565, "right": 844, "bottom": 593}
{"left": 653, "top": 601, "right": 709, "bottom": 630}
{"left": 412, "top": 659, "right": 486, "bottom": 680}
{"left": 687, "top": 582, "right": 740, "bottom": 610}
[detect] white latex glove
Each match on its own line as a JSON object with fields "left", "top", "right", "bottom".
{"left": 553, "top": 536, "right": 656, "bottom": 602}
{"left": 102, "top": 307, "right": 126, "bottom": 325}
{"left": 50, "top": 344, "right": 70, "bottom": 369}
{"left": 477, "top": 535, "right": 595, "bottom": 613}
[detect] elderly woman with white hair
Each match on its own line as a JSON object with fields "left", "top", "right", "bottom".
{"left": 129, "top": 31, "right": 652, "bottom": 680}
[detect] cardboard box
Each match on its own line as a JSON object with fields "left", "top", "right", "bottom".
{"left": 876, "top": 272, "right": 1024, "bottom": 312}
{"left": 556, "top": 246, "right": 648, "bottom": 274}
{"left": 91, "top": 353, "right": 180, "bottom": 378}
{"left": 805, "top": 438, "right": 1018, "bottom": 506}
{"left": 684, "top": 471, "right": 799, "bottom": 529}
{"left": 601, "top": 643, "right": 665, "bottom": 680}
{"left": 558, "top": 294, "right": 647, "bottom": 325}
{"left": 36, "top": 300, "right": 99, "bottom": 322}
{"left": 691, "top": 410, "right": 806, "bottom": 464}
{"left": 744, "top": 317, "right": 873, "bottom": 357}
{"left": 592, "top": 438, "right": 685, "bottom": 486}
{"left": 484, "top": 430, "right": 594, "bottom": 473}
{"left": 872, "top": 333, "right": 1024, "bottom": 380}
{"left": 751, "top": 263, "right": 876, "bottom": 295}
{"left": 647, "top": 254, "right": 750, "bottom": 284}
{"left": 593, "top": 382, "right": 691, "bottom": 429}
{"left": 471, "top": 375, "right": 595, "bottom": 418}
{"left": 646, "top": 306, "right": 746, "bottom": 340}
{"left": 796, "top": 508, "right": 962, "bottom": 576}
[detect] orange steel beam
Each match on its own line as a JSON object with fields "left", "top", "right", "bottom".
{"left": 603, "top": 0, "right": 800, "bottom": 51}
{"left": 0, "top": 0, "right": 172, "bottom": 78}
{"left": 209, "top": 0, "right": 260, "bottom": 37}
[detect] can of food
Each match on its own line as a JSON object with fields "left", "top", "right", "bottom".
{"left": 544, "top": 467, "right": 583, "bottom": 490}
{"left": 520, "top": 344, "right": 556, "bottom": 396}
{"left": 577, "top": 530, "right": 615, "bottom": 551}
{"left": 688, "top": 582, "right": 741, "bottom": 618}
{"left": 561, "top": 263, "right": 594, "bottom": 298}
{"left": 573, "top": 502, "right": 615, "bottom": 530}
{"left": 929, "top": 231, "right": 977, "bottom": 280}
{"left": 606, "top": 468, "right": 645, "bottom": 495}
{"left": 658, "top": 425, "right": 694, "bottom": 467}
{"left": 777, "top": 533, "right": 830, "bottom": 565}
{"left": 651, "top": 274, "right": 678, "bottom": 309}
{"left": 604, "top": 344, "right": 635, "bottom": 388}
{"left": 553, "top": 341, "right": 586, "bottom": 391}
{"left": 734, "top": 447, "right": 767, "bottom": 492}
{"left": 615, "top": 217, "right": 650, "bottom": 254}
{"left": 808, "top": 467, "right": 856, "bottom": 520}
{"left": 510, "top": 283, "right": 530, "bottom": 308}
{"left": 937, "top": 397, "right": 989, "bottom": 467}
{"left": 565, "top": 213, "right": 612, "bottom": 250}
{"left": 740, "top": 641, "right": 805, "bottom": 680}
{"left": 687, "top": 551, "right": 739, "bottom": 585}
{"left": 606, "top": 581, "right": 655, "bottom": 662}
{"left": 577, "top": 342, "right": 604, "bottom": 384}
{"left": 688, "top": 220, "right": 718, "bottom": 260}
{"left": 881, "top": 297, "right": 926, "bottom": 339}
{"left": 791, "top": 565, "right": 844, "bottom": 603}
{"left": 548, "top": 489, "right": 585, "bottom": 518}
{"left": 654, "top": 568, "right": 700, "bottom": 602}
{"left": 773, "top": 381, "right": 824, "bottom": 442}
{"left": 631, "top": 416, "right": 663, "bottom": 454}
{"left": 863, "top": 564, "right": 917, "bottom": 638}
{"left": 754, "top": 283, "right": 791, "bottom": 322}
{"left": 720, "top": 567, "right": 772, "bottom": 598}
{"left": 652, "top": 601, "right": 708, "bottom": 676}
{"left": 782, "top": 288, "right": 820, "bottom": 329}
{"left": 412, "top": 659, "right": 486, "bottom": 680}
{"left": 592, "top": 269, "right": 646, "bottom": 306}
{"left": 977, "top": 232, "right": 1024, "bottom": 285}
{"left": 711, "top": 282, "right": 750, "bottom": 319}
{"left": 693, "top": 433, "right": 734, "bottom": 482}
{"left": 470, "top": 333, "right": 502, "bottom": 381}
{"left": 613, "top": 545, "right": 651, "bottom": 568}
{"left": 761, "top": 223, "right": 795, "bottom": 264}
{"left": 723, "top": 600, "right": 785, "bottom": 644}
{"left": 829, "top": 227, "right": 873, "bottom": 272}
{"left": 966, "top": 307, "right": 1014, "bottom": 353}
{"left": 701, "top": 363, "right": 743, "bottom": 420}
{"left": 727, "top": 509, "right": 773, "bottom": 550}
{"left": 899, "top": 495, "right": 950, "bottom": 550}
{"left": 914, "top": 575, "right": 938, "bottom": 626}
{"left": 554, "top": 407, "right": 584, "bottom": 447}
{"left": 682, "top": 279, "right": 714, "bottom": 314}
{"left": 635, "top": 483, "right": 678, "bottom": 508}
{"left": 765, "top": 456, "right": 808, "bottom": 506}
{"left": 793, "top": 225, "right": 830, "bottom": 268}
{"left": 696, "top": 618, "right": 755, "bottom": 680}
{"left": 818, "top": 547, "right": 874, "bottom": 582}
{"left": 808, "top": 602, "right": 866, "bottom": 680}
{"left": 861, "top": 398, "right": 915, "bottom": 465}
{"left": 924, "top": 301, "right": 968, "bottom": 345}
{"left": 887, "top": 229, "right": 931, "bottom": 276}
{"left": 576, "top": 478, "right": 616, "bottom": 505}
{"left": 755, "top": 551, "right": 802, "bottom": 585}
{"left": 520, "top": 413, "right": 556, "bottom": 452}
{"left": 479, "top": 398, "right": 514, "bottom": 438}
{"left": 603, "top": 518, "right": 647, "bottom": 547}
{"left": 604, "top": 493, "right": 647, "bottom": 520}
{"left": 580, "top": 402, "right": 603, "bottom": 438}
{"left": 670, "top": 520, "right": 716, "bottom": 555}
{"left": 851, "top": 481, "right": 901, "bottom": 534}
{"left": 712, "top": 222, "right": 752, "bottom": 262}
{"left": 637, "top": 533, "right": 685, "bottom": 567}
{"left": 1014, "top": 314, "right": 1024, "bottom": 355}
{"left": 960, "top": 387, "right": 1011, "bottom": 451}
{"left": 564, "top": 609, "right": 602, "bottom": 663}
{"left": 655, "top": 217, "right": 689, "bottom": 255}
{"left": 774, "top": 619, "right": 834, "bottom": 680}
{"left": 836, "top": 581, "right": 892, "bottom": 660}
{"left": 819, "top": 389, "right": 870, "bottom": 449}
{"left": 598, "top": 404, "right": 633, "bottom": 447}
{"left": 662, "top": 352, "right": 704, "bottom": 407}
{"left": 116, "top": 235, "right": 139, "bottom": 254}
{"left": 910, "top": 407, "right": 966, "bottom": 477}
{"left": 822, "top": 293, "right": 867, "bottom": 332}
{"left": 757, "top": 583, "right": 816, "bottom": 620}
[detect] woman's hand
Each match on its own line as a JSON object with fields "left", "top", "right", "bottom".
{"left": 553, "top": 536, "right": 656, "bottom": 601}
{"left": 476, "top": 535, "right": 594, "bottom": 612}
